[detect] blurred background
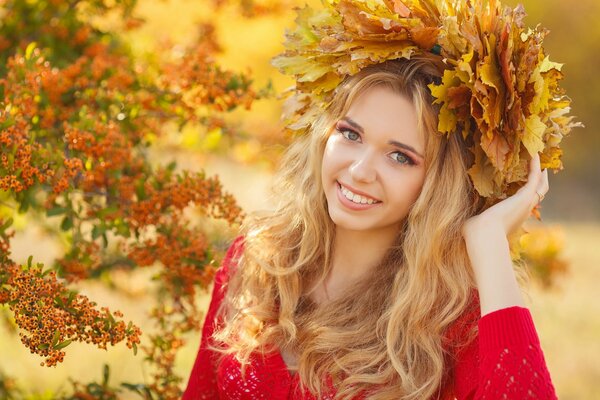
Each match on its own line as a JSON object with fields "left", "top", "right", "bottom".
{"left": 1, "top": 0, "right": 599, "bottom": 398}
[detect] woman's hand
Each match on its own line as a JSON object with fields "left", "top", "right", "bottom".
{"left": 462, "top": 152, "right": 549, "bottom": 240}
{"left": 461, "top": 153, "right": 548, "bottom": 315}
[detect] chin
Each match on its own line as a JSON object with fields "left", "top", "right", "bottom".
{"left": 327, "top": 207, "right": 373, "bottom": 230}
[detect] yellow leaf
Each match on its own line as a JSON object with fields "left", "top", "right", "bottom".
{"left": 539, "top": 56, "right": 563, "bottom": 73}
{"left": 181, "top": 124, "right": 200, "bottom": 149}
{"left": 438, "top": 103, "right": 458, "bottom": 134}
{"left": 439, "top": 16, "right": 468, "bottom": 55}
{"left": 455, "top": 49, "right": 474, "bottom": 83}
{"left": 540, "top": 146, "right": 562, "bottom": 170}
{"left": 522, "top": 115, "right": 546, "bottom": 156}
{"left": 201, "top": 127, "right": 222, "bottom": 151}
{"left": 429, "top": 69, "right": 459, "bottom": 104}
{"left": 25, "top": 42, "right": 37, "bottom": 60}
{"left": 271, "top": 55, "right": 332, "bottom": 83}
{"left": 467, "top": 144, "right": 495, "bottom": 197}
{"left": 479, "top": 34, "right": 502, "bottom": 93}
{"left": 429, "top": 69, "right": 462, "bottom": 134}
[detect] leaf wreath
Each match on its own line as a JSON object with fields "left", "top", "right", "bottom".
{"left": 271, "top": 0, "right": 582, "bottom": 203}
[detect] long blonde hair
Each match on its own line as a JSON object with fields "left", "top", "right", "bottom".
{"left": 211, "top": 56, "right": 493, "bottom": 399}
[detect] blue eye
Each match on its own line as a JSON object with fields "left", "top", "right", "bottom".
{"left": 339, "top": 128, "right": 360, "bottom": 142}
{"left": 391, "top": 151, "right": 416, "bottom": 166}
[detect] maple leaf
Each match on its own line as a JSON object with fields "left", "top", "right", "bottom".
{"left": 522, "top": 114, "right": 546, "bottom": 156}
{"left": 438, "top": 16, "right": 467, "bottom": 56}
{"left": 467, "top": 143, "right": 496, "bottom": 198}
{"left": 481, "top": 130, "right": 511, "bottom": 171}
{"left": 540, "top": 146, "right": 563, "bottom": 170}
{"left": 429, "top": 69, "right": 461, "bottom": 134}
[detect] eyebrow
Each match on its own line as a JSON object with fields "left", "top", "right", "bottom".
{"left": 340, "top": 117, "right": 424, "bottom": 159}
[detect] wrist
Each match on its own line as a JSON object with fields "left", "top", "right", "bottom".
{"left": 462, "top": 218, "right": 505, "bottom": 246}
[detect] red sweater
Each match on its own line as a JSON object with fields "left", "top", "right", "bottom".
{"left": 183, "top": 236, "right": 558, "bottom": 399}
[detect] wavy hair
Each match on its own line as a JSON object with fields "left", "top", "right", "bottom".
{"left": 210, "top": 56, "right": 523, "bottom": 399}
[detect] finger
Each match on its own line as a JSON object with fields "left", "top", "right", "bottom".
{"left": 538, "top": 168, "right": 549, "bottom": 196}
{"left": 525, "top": 153, "right": 541, "bottom": 189}
{"left": 523, "top": 154, "right": 544, "bottom": 206}
{"left": 529, "top": 153, "right": 542, "bottom": 177}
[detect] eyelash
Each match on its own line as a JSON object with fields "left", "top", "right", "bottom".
{"left": 336, "top": 126, "right": 417, "bottom": 166}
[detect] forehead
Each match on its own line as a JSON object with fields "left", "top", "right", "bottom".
{"left": 344, "top": 85, "right": 424, "bottom": 152}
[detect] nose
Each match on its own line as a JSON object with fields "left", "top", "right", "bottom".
{"left": 349, "top": 150, "right": 377, "bottom": 183}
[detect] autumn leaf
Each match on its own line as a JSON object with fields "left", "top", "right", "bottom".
{"left": 467, "top": 144, "right": 496, "bottom": 197}
{"left": 383, "top": 0, "right": 411, "bottom": 17}
{"left": 540, "top": 146, "right": 563, "bottom": 170}
{"left": 481, "top": 130, "right": 511, "bottom": 171}
{"left": 523, "top": 114, "right": 547, "bottom": 156}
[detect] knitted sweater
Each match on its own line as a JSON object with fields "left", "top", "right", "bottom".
{"left": 183, "top": 236, "right": 558, "bottom": 399}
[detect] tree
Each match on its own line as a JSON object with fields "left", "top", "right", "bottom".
{"left": 0, "top": 0, "right": 279, "bottom": 397}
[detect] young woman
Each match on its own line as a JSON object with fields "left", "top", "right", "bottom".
{"left": 181, "top": 56, "right": 557, "bottom": 399}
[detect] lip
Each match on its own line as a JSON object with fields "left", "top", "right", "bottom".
{"left": 336, "top": 181, "right": 382, "bottom": 211}
{"left": 337, "top": 181, "right": 381, "bottom": 202}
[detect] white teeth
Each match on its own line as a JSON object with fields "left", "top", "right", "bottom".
{"left": 340, "top": 184, "right": 378, "bottom": 205}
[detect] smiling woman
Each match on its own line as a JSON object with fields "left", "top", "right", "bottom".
{"left": 322, "top": 84, "right": 427, "bottom": 249}
{"left": 181, "top": 0, "right": 565, "bottom": 398}
{"left": 182, "top": 55, "right": 556, "bottom": 400}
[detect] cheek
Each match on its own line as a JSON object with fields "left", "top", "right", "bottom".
{"left": 386, "top": 174, "right": 425, "bottom": 206}
{"left": 321, "top": 138, "right": 341, "bottom": 177}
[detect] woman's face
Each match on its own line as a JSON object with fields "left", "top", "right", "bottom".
{"left": 321, "top": 85, "right": 427, "bottom": 234}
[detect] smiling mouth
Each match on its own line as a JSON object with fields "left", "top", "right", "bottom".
{"left": 337, "top": 181, "right": 382, "bottom": 205}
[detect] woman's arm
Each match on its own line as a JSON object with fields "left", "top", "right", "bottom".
{"left": 453, "top": 306, "right": 558, "bottom": 399}
{"left": 453, "top": 153, "right": 557, "bottom": 398}
{"left": 463, "top": 223, "right": 525, "bottom": 316}
{"left": 462, "top": 152, "right": 548, "bottom": 316}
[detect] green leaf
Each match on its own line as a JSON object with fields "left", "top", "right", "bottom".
{"left": 91, "top": 224, "right": 106, "bottom": 240}
{"left": 135, "top": 181, "right": 146, "bottom": 200}
{"left": 121, "top": 382, "right": 152, "bottom": 397}
{"left": 107, "top": 311, "right": 116, "bottom": 326}
{"left": 46, "top": 207, "right": 69, "bottom": 217}
{"left": 103, "top": 364, "right": 110, "bottom": 386}
{"left": 67, "top": 291, "right": 75, "bottom": 306}
{"left": 54, "top": 296, "right": 65, "bottom": 308}
{"left": 53, "top": 339, "right": 72, "bottom": 350}
{"left": 51, "top": 330, "right": 61, "bottom": 347}
{"left": 132, "top": 342, "right": 138, "bottom": 355}
{"left": 60, "top": 216, "right": 73, "bottom": 231}
{"left": 18, "top": 197, "right": 30, "bottom": 213}
{"left": 0, "top": 217, "right": 13, "bottom": 231}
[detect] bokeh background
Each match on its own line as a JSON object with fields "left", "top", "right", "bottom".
{"left": 1, "top": 0, "right": 599, "bottom": 398}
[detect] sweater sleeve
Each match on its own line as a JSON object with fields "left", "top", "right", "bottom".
{"left": 453, "top": 306, "right": 558, "bottom": 399}
{"left": 182, "top": 235, "right": 245, "bottom": 400}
